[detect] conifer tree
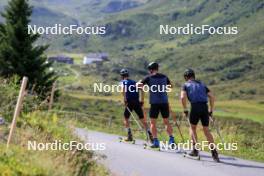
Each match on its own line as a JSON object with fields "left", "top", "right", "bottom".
{"left": 0, "top": 0, "right": 56, "bottom": 99}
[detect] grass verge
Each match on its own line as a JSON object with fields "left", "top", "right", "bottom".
{"left": 0, "top": 111, "right": 109, "bottom": 176}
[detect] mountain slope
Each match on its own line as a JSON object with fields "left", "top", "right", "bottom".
{"left": 84, "top": 0, "right": 264, "bottom": 100}
{"left": 1, "top": 0, "right": 264, "bottom": 99}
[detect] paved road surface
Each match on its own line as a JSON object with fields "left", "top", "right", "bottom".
{"left": 75, "top": 128, "right": 264, "bottom": 176}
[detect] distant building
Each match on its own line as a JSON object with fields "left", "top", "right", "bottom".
{"left": 48, "top": 56, "right": 74, "bottom": 64}
{"left": 83, "top": 53, "right": 109, "bottom": 65}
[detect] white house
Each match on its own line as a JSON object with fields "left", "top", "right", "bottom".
{"left": 83, "top": 53, "right": 109, "bottom": 65}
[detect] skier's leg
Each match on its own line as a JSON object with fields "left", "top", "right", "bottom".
{"left": 187, "top": 124, "right": 199, "bottom": 156}
{"left": 163, "top": 118, "right": 175, "bottom": 145}
{"left": 124, "top": 106, "right": 131, "bottom": 128}
{"left": 149, "top": 104, "right": 160, "bottom": 147}
{"left": 134, "top": 102, "right": 148, "bottom": 130}
{"left": 203, "top": 126, "right": 220, "bottom": 161}
{"left": 140, "top": 118, "right": 152, "bottom": 136}
{"left": 189, "top": 106, "right": 199, "bottom": 144}
{"left": 134, "top": 102, "right": 153, "bottom": 141}
{"left": 140, "top": 118, "right": 153, "bottom": 142}
{"left": 202, "top": 111, "right": 220, "bottom": 162}
{"left": 124, "top": 106, "right": 133, "bottom": 141}
{"left": 149, "top": 104, "right": 159, "bottom": 138}
{"left": 202, "top": 126, "right": 214, "bottom": 145}
{"left": 150, "top": 118, "right": 160, "bottom": 147}
{"left": 200, "top": 106, "right": 213, "bottom": 144}
{"left": 163, "top": 118, "right": 173, "bottom": 136}
{"left": 150, "top": 118, "right": 157, "bottom": 138}
{"left": 161, "top": 103, "right": 175, "bottom": 143}
{"left": 124, "top": 118, "right": 130, "bottom": 128}
{"left": 190, "top": 124, "right": 198, "bottom": 144}
{"left": 140, "top": 118, "right": 148, "bottom": 129}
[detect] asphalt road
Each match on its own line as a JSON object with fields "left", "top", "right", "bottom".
{"left": 75, "top": 128, "right": 264, "bottom": 176}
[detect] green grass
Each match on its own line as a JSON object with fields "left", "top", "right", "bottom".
{"left": 0, "top": 111, "right": 109, "bottom": 176}
{"left": 215, "top": 100, "right": 264, "bottom": 122}
{"left": 0, "top": 77, "right": 108, "bottom": 176}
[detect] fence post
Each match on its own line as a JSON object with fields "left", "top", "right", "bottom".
{"left": 108, "top": 117, "right": 113, "bottom": 128}
{"left": 48, "top": 82, "right": 56, "bottom": 110}
{"left": 7, "top": 77, "right": 28, "bottom": 148}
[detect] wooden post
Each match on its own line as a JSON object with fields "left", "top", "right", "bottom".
{"left": 30, "top": 84, "right": 36, "bottom": 94}
{"left": 108, "top": 117, "right": 113, "bottom": 128}
{"left": 48, "top": 82, "right": 56, "bottom": 110}
{"left": 7, "top": 77, "right": 28, "bottom": 148}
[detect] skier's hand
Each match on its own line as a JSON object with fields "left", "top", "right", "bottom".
{"left": 208, "top": 111, "right": 213, "bottom": 117}
{"left": 183, "top": 110, "right": 189, "bottom": 118}
{"left": 140, "top": 101, "right": 144, "bottom": 107}
{"left": 124, "top": 100, "right": 128, "bottom": 106}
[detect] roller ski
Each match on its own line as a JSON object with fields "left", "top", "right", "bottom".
{"left": 159, "top": 136, "right": 178, "bottom": 151}
{"left": 211, "top": 149, "right": 220, "bottom": 163}
{"left": 147, "top": 130, "right": 154, "bottom": 143}
{"left": 143, "top": 138, "right": 160, "bottom": 151}
{"left": 183, "top": 149, "right": 201, "bottom": 160}
{"left": 119, "top": 136, "right": 136, "bottom": 144}
{"left": 119, "top": 131, "right": 135, "bottom": 144}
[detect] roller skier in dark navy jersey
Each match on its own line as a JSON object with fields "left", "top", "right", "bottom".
{"left": 138, "top": 62, "right": 175, "bottom": 148}
{"left": 120, "top": 69, "right": 153, "bottom": 142}
{"left": 181, "top": 68, "right": 220, "bottom": 162}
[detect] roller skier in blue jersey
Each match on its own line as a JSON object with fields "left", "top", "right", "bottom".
{"left": 120, "top": 69, "right": 153, "bottom": 142}
{"left": 181, "top": 68, "right": 220, "bottom": 162}
{"left": 138, "top": 62, "right": 175, "bottom": 148}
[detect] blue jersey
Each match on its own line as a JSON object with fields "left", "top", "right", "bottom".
{"left": 141, "top": 73, "right": 171, "bottom": 104}
{"left": 121, "top": 79, "right": 139, "bottom": 102}
{"left": 182, "top": 80, "right": 210, "bottom": 104}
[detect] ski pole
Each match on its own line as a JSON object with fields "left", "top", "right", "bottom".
{"left": 126, "top": 106, "right": 143, "bottom": 132}
{"left": 209, "top": 116, "right": 224, "bottom": 143}
{"left": 169, "top": 106, "right": 185, "bottom": 143}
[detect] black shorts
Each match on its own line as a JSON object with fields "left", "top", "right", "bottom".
{"left": 190, "top": 103, "right": 209, "bottom": 126}
{"left": 150, "top": 103, "right": 169, "bottom": 119}
{"left": 124, "top": 101, "right": 144, "bottom": 119}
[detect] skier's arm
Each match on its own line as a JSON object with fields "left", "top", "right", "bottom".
{"left": 181, "top": 90, "right": 189, "bottom": 117}
{"left": 138, "top": 76, "right": 149, "bottom": 88}
{"left": 136, "top": 80, "right": 144, "bottom": 107}
{"left": 180, "top": 90, "right": 188, "bottom": 111}
{"left": 122, "top": 85, "right": 127, "bottom": 106}
{"left": 207, "top": 91, "right": 215, "bottom": 113}
{"left": 167, "top": 77, "right": 172, "bottom": 88}
{"left": 137, "top": 80, "right": 143, "bottom": 89}
{"left": 140, "top": 89, "right": 144, "bottom": 104}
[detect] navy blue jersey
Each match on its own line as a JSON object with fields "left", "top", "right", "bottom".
{"left": 141, "top": 73, "right": 171, "bottom": 104}
{"left": 121, "top": 79, "right": 139, "bottom": 102}
{"left": 182, "top": 80, "right": 210, "bottom": 104}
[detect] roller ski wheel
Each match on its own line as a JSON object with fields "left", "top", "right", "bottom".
{"left": 183, "top": 150, "right": 201, "bottom": 160}
{"left": 119, "top": 137, "right": 135, "bottom": 144}
{"left": 212, "top": 150, "right": 220, "bottom": 163}
{"left": 143, "top": 143, "right": 160, "bottom": 151}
